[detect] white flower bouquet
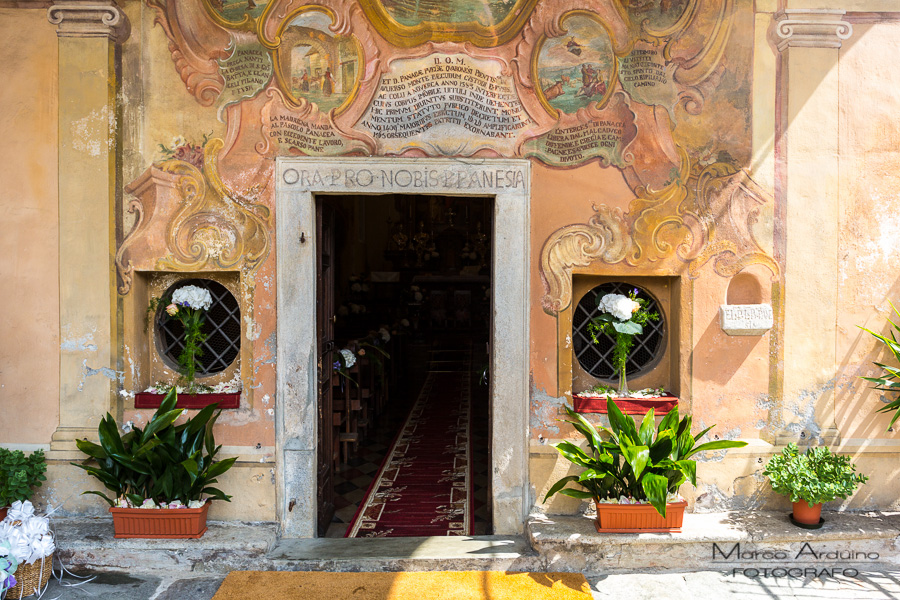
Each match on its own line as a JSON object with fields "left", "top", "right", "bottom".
{"left": 587, "top": 289, "right": 659, "bottom": 394}
{"left": 147, "top": 284, "right": 215, "bottom": 393}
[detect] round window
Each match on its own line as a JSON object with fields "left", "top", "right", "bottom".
{"left": 156, "top": 279, "right": 241, "bottom": 376}
{"left": 572, "top": 282, "right": 665, "bottom": 380}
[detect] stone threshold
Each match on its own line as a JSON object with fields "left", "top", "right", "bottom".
{"left": 528, "top": 510, "right": 900, "bottom": 574}
{"left": 55, "top": 517, "right": 537, "bottom": 573}
{"left": 55, "top": 511, "right": 900, "bottom": 575}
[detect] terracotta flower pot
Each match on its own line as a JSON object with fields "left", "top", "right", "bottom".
{"left": 109, "top": 501, "right": 210, "bottom": 539}
{"left": 595, "top": 500, "right": 687, "bottom": 533}
{"left": 791, "top": 500, "right": 823, "bottom": 525}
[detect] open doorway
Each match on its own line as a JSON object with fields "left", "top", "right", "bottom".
{"left": 316, "top": 194, "right": 493, "bottom": 537}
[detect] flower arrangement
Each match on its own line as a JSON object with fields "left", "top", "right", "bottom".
{"left": 0, "top": 502, "right": 55, "bottom": 568}
{"left": 0, "top": 539, "right": 15, "bottom": 595}
{"left": 158, "top": 133, "right": 211, "bottom": 170}
{"left": 0, "top": 450, "right": 47, "bottom": 509}
{"left": 587, "top": 289, "right": 660, "bottom": 394}
{"left": 147, "top": 284, "right": 214, "bottom": 394}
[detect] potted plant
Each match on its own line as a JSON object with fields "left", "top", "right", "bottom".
{"left": 137, "top": 283, "right": 241, "bottom": 409}
{"left": 859, "top": 302, "right": 900, "bottom": 430}
{"left": 544, "top": 398, "right": 747, "bottom": 532}
{"left": 763, "top": 443, "right": 868, "bottom": 528}
{"left": 0, "top": 449, "right": 47, "bottom": 521}
{"left": 72, "top": 387, "right": 236, "bottom": 538}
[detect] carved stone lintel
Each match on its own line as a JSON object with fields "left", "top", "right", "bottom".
{"left": 774, "top": 10, "right": 852, "bottom": 51}
{"left": 47, "top": 1, "right": 130, "bottom": 43}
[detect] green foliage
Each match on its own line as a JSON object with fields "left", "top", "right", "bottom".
{"left": 544, "top": 399, "right": 747, "bottom": 517}
{"left": 859, "top": 302, "right": 900, "bottom": 430}
{"left": 147, "top": 295, "right": 209, "bottom": 393}
{"left": 763, "top": 443, "right": 868, "bottom": 507}
{"left": 71, "top": 387, "right": 236, "bottom": 506}
{"left": 0, "top": 449, "right": 47, "bottom": 506}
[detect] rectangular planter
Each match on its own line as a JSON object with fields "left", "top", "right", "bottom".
{"left": 594, "top": 500, "right": 687, "bottom": 533}
{"left": 573, "top": 395, "right": 678, "bottom": 415}
{"left": 109, "top": 501, "right": 210, "bottom": 539}
{"left": 134, "top": 391, "right": 240, "bottom": 409}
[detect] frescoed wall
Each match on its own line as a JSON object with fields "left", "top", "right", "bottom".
{"left": 4, "top": 0, "right": 900, "bottom": 526}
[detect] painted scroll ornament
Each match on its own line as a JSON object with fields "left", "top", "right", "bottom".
{"left": 521, "top": 91, "right": 637, "bottom": 168}
{"left": 258, "top": 87, "right": 372, "bottom": 156}
{"left": 117, "top": 139, "right": 271, "bottom": 294}
{"left": 618, "top": 40, "right": 679, "bottom": 116}
{"left": 354, "top": 53, "right": 535, "bottom": 157}
{"left": 216, "top": 34, "right": 274, "bottom": 117}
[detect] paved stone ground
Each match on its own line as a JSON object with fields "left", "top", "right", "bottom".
{"left": 17, "top": 568, "right": 900, "bottom": 599}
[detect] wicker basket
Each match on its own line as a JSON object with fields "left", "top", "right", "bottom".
{"left": 5, "top": 553, "right": 53, "bottom": 599}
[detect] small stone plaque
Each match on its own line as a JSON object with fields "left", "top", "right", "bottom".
{"left": 719, "top": 304, "right": 773, "bottom": 336}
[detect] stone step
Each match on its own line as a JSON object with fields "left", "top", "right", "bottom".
{"left": 54, "top": 518, "right": 537, "bottom": 573}
{"left": 528, "top": 510, "right": 900, "bottom": 575}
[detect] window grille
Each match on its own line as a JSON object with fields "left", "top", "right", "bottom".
{"left": 572, "top": 282, "right": 665, "bottom": 380}
{"left": 156, "top": 279, "right": 241, "bottom": 376}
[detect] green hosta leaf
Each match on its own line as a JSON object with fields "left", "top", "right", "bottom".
{"left": 638, "top": 410, "right": 655, "bottom": 446}
{"left": 686, "top": 439, "right": 748, "bottom": 459}
{"left": 612, "top": 321, "right": 643, "bottom": 335}
{"left": 676, "top": 460, "right": 697, "bottom": 486}
{"left": 81, "top": 490, "right": 114, "bottom": 507}
{"left": 554, "top": 441, "right": 593, "bottom": 468}
{"left": 204, "top": 456, "right": 237, "bottom": 480}
{"left": 619, "top": 443, "right": 650, "bottom": 480}
{"left": 75, "top": 439, "right": 108, "bottom": 461}
{"left": 544, "top": 475, "right": 580, "bottom": 502}
{"left": 554, "top": 488, "right": 594, "bottom": 500}
{"left": 641, "top": 472, "right": 670, "bottom": 517}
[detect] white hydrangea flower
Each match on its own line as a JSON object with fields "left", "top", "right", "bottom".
{"left": 340, "top": 349, "right": 356, "bottom": 369}
{"left": 171, "top": 285, "right": 212, "bottom": 311}
{"left": 598, "top": 293, "right": 640, "bottom": 321}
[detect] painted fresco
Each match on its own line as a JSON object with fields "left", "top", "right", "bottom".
{"left": 274, "top": 9, "right": 360, "bottom": 113}
{"left": 623, "top": 0, "right": 692, "bottom": 32}
{"left": 379, "top": 0, "right": 517, "bottom": 27}
{"left": 534, "top": 12, "right": 617, "bottom": 116}
{"left": 126, "top": 0, "right": 770, "bottom": 477}
{"left": 207, "top": 0, "right": 270, "bottom": 22}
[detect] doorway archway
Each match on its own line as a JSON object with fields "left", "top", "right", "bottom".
{"left": 275, "top": 157, "right": 530, "bottom": 538}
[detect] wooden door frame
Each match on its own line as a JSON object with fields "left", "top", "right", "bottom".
{"left": 275, "top": 157, "right": 530, "bottom": 538}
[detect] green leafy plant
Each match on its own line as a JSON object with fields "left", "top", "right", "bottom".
{"left": 72, "top": 387, "right": 236, "bottom": 507}
{"left": 859, "top": 302, "right": 900, "bottom": 430}
{"left": 544, "top": 398, "right": 747, "bottom": 517}
{"left": 763, "top": 443, "right": 868, "bottom": 507}
{"left": 0, "top": 449, "right": 47, "bottom": 507}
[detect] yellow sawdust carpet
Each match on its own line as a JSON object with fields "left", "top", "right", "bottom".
{"left": 212, "top": 571, "right": 593, "bottom": 600}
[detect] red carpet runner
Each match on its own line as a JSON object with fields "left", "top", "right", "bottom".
{"left": 346, "top": 366, "right": 472, "bottom": 537}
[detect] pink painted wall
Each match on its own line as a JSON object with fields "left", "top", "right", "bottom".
{"left": 0, "top": 9, "right": 60, "bottom": 444}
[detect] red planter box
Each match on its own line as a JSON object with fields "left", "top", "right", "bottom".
{"left": 595, "top": 500, "right": 687, "bottom": 533}
{"left": 134, "top": 392, "right": 240, "bottom": 409}
{"left": 109, "top": 501, "right": 210, "bottom": 539}
{"left": 573, "top": 394, "right": 678, "bottom": 415}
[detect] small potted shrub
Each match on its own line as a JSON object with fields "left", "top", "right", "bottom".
{"left": 0, "top": 449, "right": 47, "bottom": 521}
{"left": 72, "top": 387, "right": 236, "bottom": 538}
{"left": 544, "top": 398, "right": 747, "bottom": 532}
{"left": 763, "top": 443, "right": 868, "bottom": 528}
